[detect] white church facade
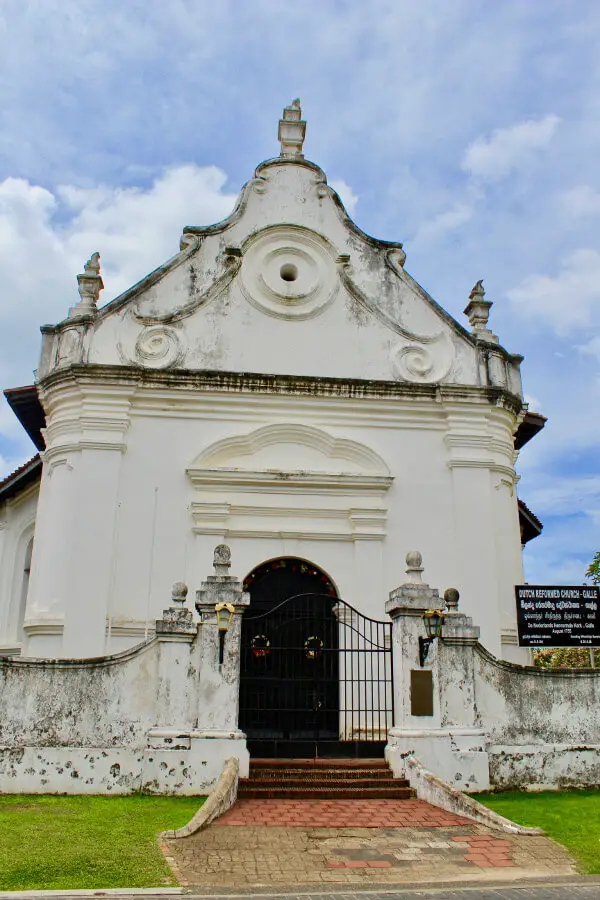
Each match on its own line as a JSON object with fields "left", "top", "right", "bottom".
{"left": 4, "top": 103, "right": 600, "bottom": 798}
{"left": 0, "top": 101, "right": 543, "bottom": 667}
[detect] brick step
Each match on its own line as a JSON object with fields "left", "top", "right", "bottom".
{"left": 242, "top": 776, "right": 407, "bottom": 789}
{"left": 238, "top": 785, "right": 415, "bottom": 800}
{"left": 248, "top": 769, "right": 396, "bottom": 782}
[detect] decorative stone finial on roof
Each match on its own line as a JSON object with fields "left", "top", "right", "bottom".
{"left": 69, "top": 252, "right": 104, "bottom": 318}
{"left": 278, "top": 99, "right": 306, "bottom": 159}
{"left": 463, "top": 279, "right": 497, "bottom": 343}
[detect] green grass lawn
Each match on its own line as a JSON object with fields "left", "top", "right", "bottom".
{"left": 477, "top": 789, "right": 600, "bottom": 874}
{"left": 0, "top": 793, "right": 204, "bottom": 891}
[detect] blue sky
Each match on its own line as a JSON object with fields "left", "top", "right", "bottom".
{"left": 0, "top": 0, "right": 598, "bottom": 584}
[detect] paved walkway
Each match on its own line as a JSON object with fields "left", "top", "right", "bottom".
{"left": 161, "top": 798, "right": 575, "bottom": 889}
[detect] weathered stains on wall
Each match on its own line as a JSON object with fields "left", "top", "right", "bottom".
{"left": 0, "top": 604, "right": 250, "bottom": 794}
{"left": 489, "top": 746, "right": 600, "bottom": 790}
{"left": 473, "top": 645, "right": 600, "bottom": 788}
{"left": 0, "top": 640, "right": 162, "bottom": 748}
{"left": 0, "top": 631, "right": 213, "bottom": 794}
{"left": 475, "top": 645, "right": 600, "bottom": 746}
{"left": 0, "top": 747, "right": 143, "bottom": 793}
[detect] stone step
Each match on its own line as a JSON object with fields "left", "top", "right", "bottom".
{"left": 242, "top": 757, "right": 414, "bottom": 801}
{"left": 248, "top": 768, "right": 396, "bottom": 781}
{"left": 238, "top": 785, "right": 415, "bottom": 800}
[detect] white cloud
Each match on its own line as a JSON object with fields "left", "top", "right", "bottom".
{"left": 462, "top": 115, "right": 560, "bottom": 182}
{"left": 525, "top": 475, "right": 600, "bottom": 519}
{"left": 507, "top": 248, "right": 600, "bottom": 335}
{"left": 523, "top": 393, "right": 543, "bottom": 413}
{"left": 561, "top": 185, "right": 600, "bottom": 218}
{"left": 580, "top": 334, "right": 600, "bottom": 363}
{"left": 330, "top": 180, "right": 358, "bottom": 215}
{"left": 412, "top": 200, "right": 476, "bottom": 245}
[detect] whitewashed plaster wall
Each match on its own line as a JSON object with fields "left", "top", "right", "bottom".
{"left": 20, "top": 369, "right": 525, "bottom": 661}
{"left": 0, "top": 618, "right": 244, "bottom": 795}
{"left": 0, "top": 484, "right": 39, "bottom": 655}
{"left": 474, "top": 646, "right": 600, "bottom": 789}
{"left": 18, "top": 151, "right": 528, "bottom": 662}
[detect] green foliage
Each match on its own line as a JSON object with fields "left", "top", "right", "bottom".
{"left": 534, "top": 647, "right": 595, "bottom": 668}
{"left": 586, "top": 551, "right": 600, "bottom": 586}
{"left": 532, "top": 557, "right": 600, "bottom": 668}
{"left": 0, "top": 793, "right": 204, "bottom": 890}
{"left": 477, "top": 790, "right": 600, "bottom": 874}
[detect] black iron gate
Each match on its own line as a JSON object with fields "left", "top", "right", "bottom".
{"left": 239, "top": 592, "right": 394, "bottom": 758}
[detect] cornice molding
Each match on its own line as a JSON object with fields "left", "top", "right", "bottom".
{"left": 22, "top": 619, "right": 65, "bottom": 637}
{"left": 38, "top": 364, "right": 524, "bottom": 415}
{"left": 42, "top": 441, "right": 127, "bottom": 462}
{"left": 447, "top": 459, "right": 517, "bottom": 480}
{"left": 187, "top": 469, "right": 393, "bottom": 495}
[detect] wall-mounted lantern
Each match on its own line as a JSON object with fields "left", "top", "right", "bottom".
{"left": 419, "top": 608, "right": 444, "bottom": 666}
{"left": 215, "top": 602, "right": 235, "bottom": 664}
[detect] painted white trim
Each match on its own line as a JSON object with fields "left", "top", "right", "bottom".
{"left": 187, "top": 469, "right": 393, "bottom": 494}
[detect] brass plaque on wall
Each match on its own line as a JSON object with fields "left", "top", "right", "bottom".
{"left": 410, "top": 669, "right": 433, "bottom": 716}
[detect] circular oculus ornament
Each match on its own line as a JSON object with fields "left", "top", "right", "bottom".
{"left": 239, "top": 227, "right": 339, "bottom": 320}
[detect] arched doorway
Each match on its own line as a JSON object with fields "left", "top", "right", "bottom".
{"left": 239, "top": 557, "right": 341, "bottom": 758}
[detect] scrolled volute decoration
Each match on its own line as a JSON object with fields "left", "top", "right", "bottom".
{"left": 390, "top": 334, "right": 454, "bottom": 384}
{"left": 134, "top": 325, "right": 185, "bottom": 369}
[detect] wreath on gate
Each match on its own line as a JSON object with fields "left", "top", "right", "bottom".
{"left": 304, "top": 635, "right": 324, "bottom": 660}
{"left": 251, "top": 634, "right": 271, "bottom": 658}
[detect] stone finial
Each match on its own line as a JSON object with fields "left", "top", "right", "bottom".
{"left": 69, "top": 252, "right": 104, "bottom": 318}
{"left": 156, "top": 580, "right": 195, "bottom": 636}
{"left": 386, "top": 550, "right": 441, "bottom": 616}
{"left": 444, "top": 588, "right": 460, "bottom": 611}
{"left": 213, "top": 544, "right": 232, "bottom": 577}
{"left": 171, "top": 581, "right": 189, "bottom": 607}
{"left": 463, "top": 280, "right": 497, "bottom": 342}
{"left": 278, "top": 99, "right": 306, "bottom": 159}
{"left": 405, "top": 551, "right": 424, "bottom": 585}
{"left": 84, "top": 252, "right": 101, "bottom": 276}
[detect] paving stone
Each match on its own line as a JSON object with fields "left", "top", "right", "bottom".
{"left": 215, "top": 798, "right": 471, "bottom": 828}
{"left": 163, "top": 817, "right": 575, "bottom": 888}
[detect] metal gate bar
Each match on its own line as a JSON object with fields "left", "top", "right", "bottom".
{"left": 239, "top": 592, "right": 393, "bottom": 757}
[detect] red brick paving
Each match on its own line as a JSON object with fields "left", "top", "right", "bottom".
{"left": 453, "top": 834, "right": 515, "bottom": 868}
{"left": 215, "top": 798, "right": 472, "bottom": 828}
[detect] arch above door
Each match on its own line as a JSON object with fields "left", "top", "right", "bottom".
{"left": 186, "top": 423, "right": 393, "bottom": 543}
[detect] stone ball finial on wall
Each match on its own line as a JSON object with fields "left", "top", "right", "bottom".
{"left": 171, "top": 581, "right": 189, "bottom": 607}
{"left": 444, "top": 588, "right": 460, "bottom": 610}
{"left": 405, "top": 550, "right": 425, "bottom": 585}
{"left": 213, "top": 544, "right": 232, "bottom": 576}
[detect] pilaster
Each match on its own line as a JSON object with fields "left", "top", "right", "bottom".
{"left": 30, "top": 373, "right": 133, "bottom": 657}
